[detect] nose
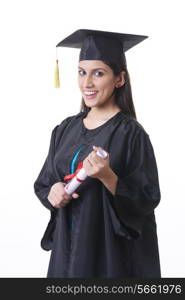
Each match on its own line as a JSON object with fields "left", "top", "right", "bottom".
{"left": 83, "top": 74, "right": 94, "bottom": 88}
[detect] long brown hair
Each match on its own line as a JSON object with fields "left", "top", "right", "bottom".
{"left": 79, "top": 61, "right": 137, "bottom": 120}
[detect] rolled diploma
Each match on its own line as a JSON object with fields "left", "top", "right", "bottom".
{"left": 64, "top": 149, "right": 108, "bottom": 195}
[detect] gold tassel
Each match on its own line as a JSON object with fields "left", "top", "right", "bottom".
{"left": 54, "top": 59, "right": 60, "bottom": 88}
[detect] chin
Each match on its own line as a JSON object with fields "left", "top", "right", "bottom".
{"left": 84, "top": 100, "right": 98, "bottom": 108}
{"left": 85, "top": 104, "right": 97, "bottom": 109}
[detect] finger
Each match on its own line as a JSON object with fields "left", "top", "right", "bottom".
{"left": 63, "top": 194, "right": 72, "bottom": 201}
{"left": 89, "top": 155, "right": 99, "bottom": 165}
{"left": 92, "top": 145, "right": 99, "bottom": 151}
{"left": 92, "top": 149, "right": 106, "bottom": 162}
{"left": 48, "top": 192, "right": 59, "bottom": 207}
{"left": 88, "top": 157, "right": 98, "bottom": 169}
{"left": 90, "top": 151, "right": 101, "bottom": 161}
{"left": 60, "top": 198, "right": 71, "bottom": 207}
{"left": 52, "top": 198, "right": 62, "bottom": 208}
{"left": 62, "top": 198, "right": 70, "bottom": 204}
{"left": 53, "top": 187, "right": 65, "bottom": 199}
{"left": 87, "top": 158, "right": 93, "bottom": 167}
{"left": 91, "top": 150, "right": 100, "bottom": 160}
{"left": 92, "top": 145, "right": 104, "bottom": 152}
{"left": 92, "top": 146, "right": 109, "bottom": 160}
{"left": 72, "top": 193, "right": 79, "bottom": 198}
{"left": 91, "top": 155, "right": 103, "bottom": 166}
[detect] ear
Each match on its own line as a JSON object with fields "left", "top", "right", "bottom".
{"left": 115, "top": 71, "right": 126, "bottom": 87}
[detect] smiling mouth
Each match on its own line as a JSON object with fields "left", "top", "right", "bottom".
{"left": 84, "top": 91, "right": 98, "bottom": 95}
{"left": 83, "top": 91, "right": 98, "bottom": 99}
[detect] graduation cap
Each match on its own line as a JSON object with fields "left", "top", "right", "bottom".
{"left": 54, "top": 29, "right": 148, "bottom": 88}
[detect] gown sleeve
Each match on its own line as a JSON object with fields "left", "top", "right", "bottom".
{"left": 106, "top": 127, "right": 161, "bottom": 240}
{"left": 33, "top": 117, "right": 73, "bottom": 211}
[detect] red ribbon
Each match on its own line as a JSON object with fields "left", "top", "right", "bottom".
{"left": 64, "top": 161, "right": 83, "bottom": 182}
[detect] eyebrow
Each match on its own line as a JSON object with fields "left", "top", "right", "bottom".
{"left": 78, "top": 67, "right": 107, "bottom": 72}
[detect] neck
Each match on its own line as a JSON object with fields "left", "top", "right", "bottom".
{"left": 89, "top": 107, "right": 121, "bottom": 120}
{"left": 88, "top": 96, "right": 121, "bottom": 120}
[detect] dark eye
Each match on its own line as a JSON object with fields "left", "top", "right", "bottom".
{"left": 78, "top": 70, "right": 85, "bottom": 76}
{"left": 94, "top": 71, "right": 104, "bottom": 77}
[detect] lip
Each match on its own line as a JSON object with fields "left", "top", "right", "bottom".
{"left": 83, "top": 91, "right": 98, "bottom": 99}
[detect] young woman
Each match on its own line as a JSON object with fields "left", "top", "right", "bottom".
{"left": 34, "top": 29, "right": 161, "bottom": 278}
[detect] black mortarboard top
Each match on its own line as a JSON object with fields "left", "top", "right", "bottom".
{"left": 54, "top": 29, "right": 148, "bottom": 88}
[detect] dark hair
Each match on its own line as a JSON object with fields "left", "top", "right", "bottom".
{"left": 79, "top": 61, "right": 137, "bottom": 120}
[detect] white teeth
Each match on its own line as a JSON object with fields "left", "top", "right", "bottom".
{"left": 84, "top": 91, "right": 97, "bottom": 95}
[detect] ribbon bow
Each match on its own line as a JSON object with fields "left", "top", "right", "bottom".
{"left": 64, "top": 161, "right": 83, "bottom": 182}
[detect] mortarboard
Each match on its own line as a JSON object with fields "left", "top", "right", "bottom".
{"left": 54, "top": 29, "right": 148, "bottom": 88}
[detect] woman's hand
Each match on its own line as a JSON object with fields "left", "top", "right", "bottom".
{"left": 83, "top": 146, "right": 110, "bottom": 180}
{"left": 83, "top": 146, "right": 118, "bottom": 195}
{"left": 48, "top": 182, "right": 79, "bottom": 208}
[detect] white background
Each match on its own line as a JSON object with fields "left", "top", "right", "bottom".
{"left": 0, "top": 0, "right": 184, "bottom": 277}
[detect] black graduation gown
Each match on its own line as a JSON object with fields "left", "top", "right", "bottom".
{"left": 34, "top": 111, "right": 161, "bottom": 278}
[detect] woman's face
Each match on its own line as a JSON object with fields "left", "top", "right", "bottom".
{"left": 78, "top": 60, "right": 124, "bottom": 109}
